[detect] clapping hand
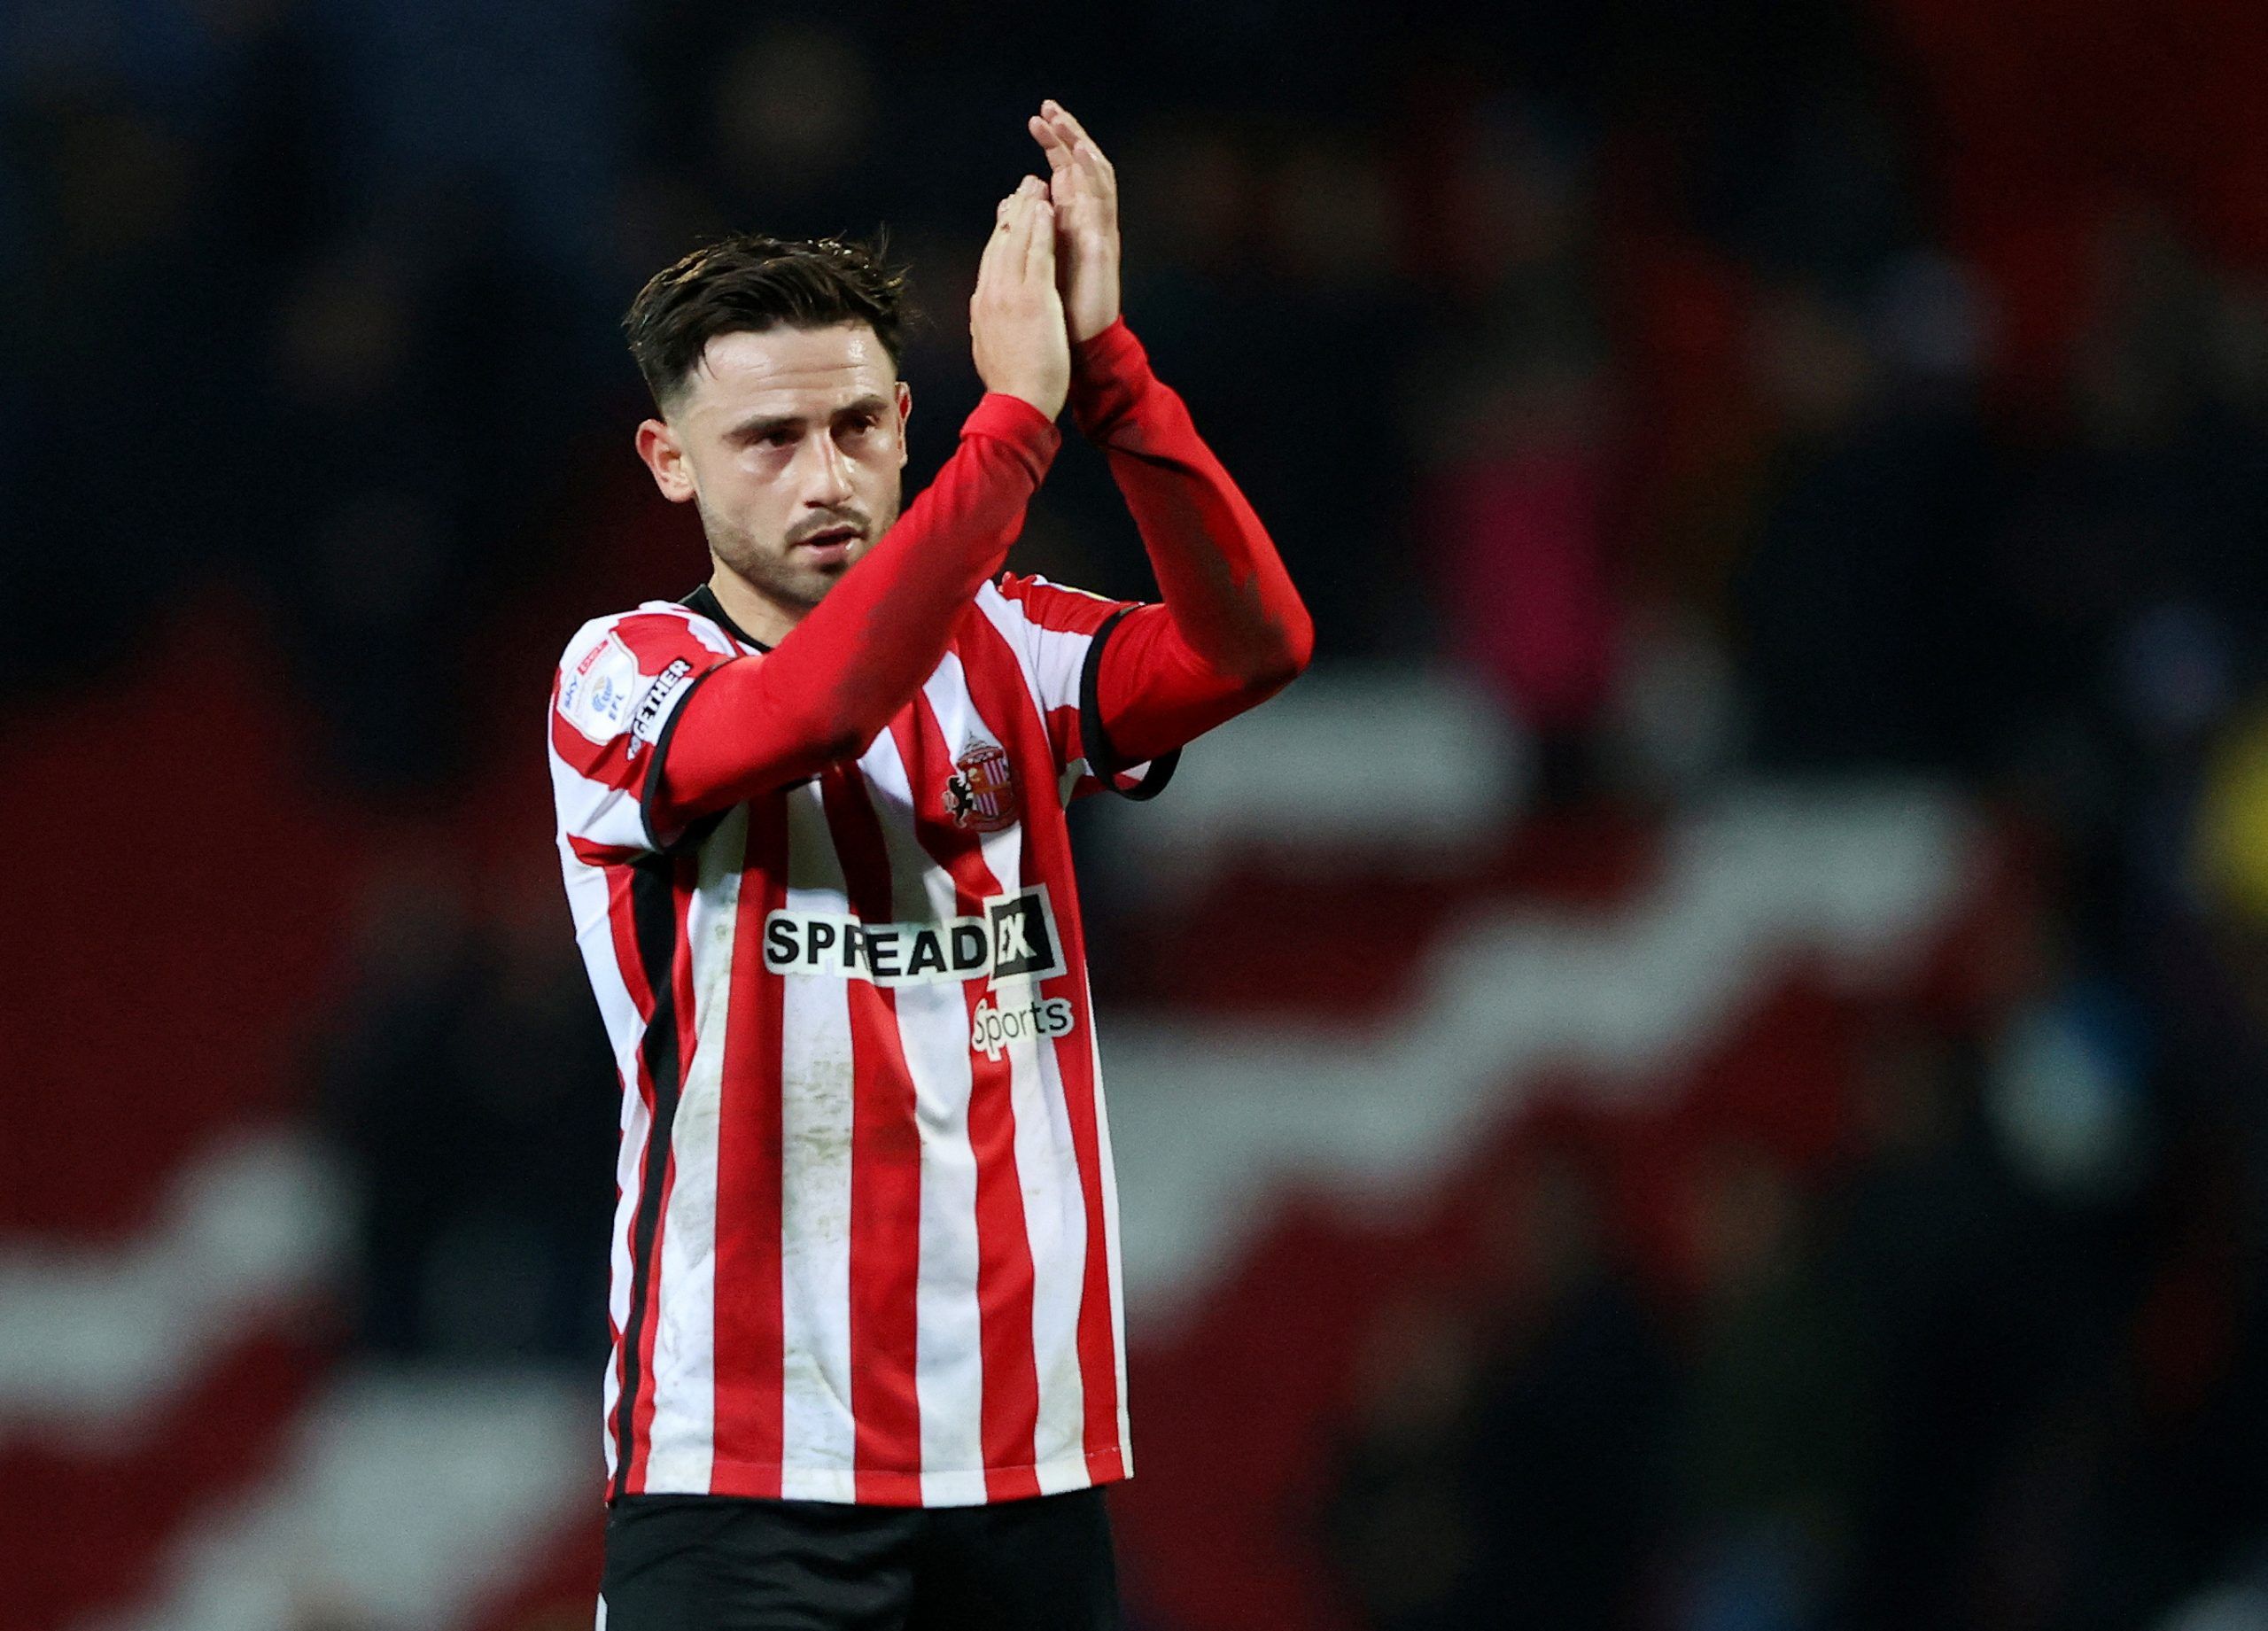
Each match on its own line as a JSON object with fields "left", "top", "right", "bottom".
{"left": 1028, "top": 99, "right": 1121, "bottom": 345}
{"left": 969, "top": 175, "right": 1070, "bottom": 420}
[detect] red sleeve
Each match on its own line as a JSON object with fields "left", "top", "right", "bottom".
{"left": 656, "top": 392, "right": 1059, "bottom": 829}
{"left": 1069, "top": 319, "right": 1314, "bottom": 768}
{"left": 987, "top": 573, "right": 1178, "bottom": 804}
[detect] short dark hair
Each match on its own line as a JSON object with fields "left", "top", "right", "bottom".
{"left": 623, "top": 232, "right": 909, "bottom": 412}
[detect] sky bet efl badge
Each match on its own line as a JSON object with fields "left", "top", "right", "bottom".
{"left": 945, "top": 740, "right": 1018, "bottom": 832}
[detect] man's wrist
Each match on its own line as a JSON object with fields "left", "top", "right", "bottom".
{"left": 1073, "top": 315, "right": 1136, "bottom": 368}
{"left": 1069, "top": 317, "right": 1149, "bottom": 441}
{"left": 966, "top": 392, "right": 1064, "bottom": 478}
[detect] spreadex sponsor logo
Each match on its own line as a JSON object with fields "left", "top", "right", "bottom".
{"left": 972, "top": 994, "right": 1075, "bottom": 1060}
{"left": 762, "top": 884, "right": 1068, "bottom": 990}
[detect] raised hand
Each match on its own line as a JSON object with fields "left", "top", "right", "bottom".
{"left": 970, "top": 175, "right": 1071, "bottom": 420}
{"left": 1028, "top": 99, "right": 1121, "bottom": 344}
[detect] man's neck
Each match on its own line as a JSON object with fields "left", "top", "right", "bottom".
{"left": 704, "top": 564, "right": 804, "bottom": 650}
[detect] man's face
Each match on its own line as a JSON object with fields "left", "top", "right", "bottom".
{"left": 636, "top": 321, "right": 910, "bottom": 631}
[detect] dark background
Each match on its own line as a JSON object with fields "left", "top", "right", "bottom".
{"left": 14, "top": 1, "right": 2268, "bottom": 1627}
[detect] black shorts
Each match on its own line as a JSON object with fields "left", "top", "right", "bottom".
{"left": 598, "top": 1487, "right": 1122, "bottom": 1631}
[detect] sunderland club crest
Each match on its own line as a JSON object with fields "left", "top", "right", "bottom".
{"left": 944, "top": 740, "right": 1018, "bottom": 832}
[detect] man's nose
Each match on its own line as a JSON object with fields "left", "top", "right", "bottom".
{"left": 799, "top": 433, "right": 856, "bottom": 507}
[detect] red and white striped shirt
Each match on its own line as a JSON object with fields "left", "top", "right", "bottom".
{"left": 550, "top": 572, "right": 1173, "bottom": 1507}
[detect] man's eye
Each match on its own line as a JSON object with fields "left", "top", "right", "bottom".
{"left": 761, "top": 430, "right": 796, "bottom": 447}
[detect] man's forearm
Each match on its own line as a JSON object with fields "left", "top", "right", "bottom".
{"left": 1071, "top": 320, "right": 1313, "bottom": 764}
{"left": 658, "top": 394, "right": 1059, "bottom": 821}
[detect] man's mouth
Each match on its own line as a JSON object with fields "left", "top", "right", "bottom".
{"left": 792, "top": 524, "right": 863, "bottom": 563}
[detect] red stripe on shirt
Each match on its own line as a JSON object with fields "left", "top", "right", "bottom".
{"left": 893, "top": 695, "right": 1044, "bottom": 1503}
{"left": 610, "top": 609, "right": 720, "bottom": 672}
{"left": 628, "top": 1151, "right": 675, "bottom": 1493}
{"left": 1045, "top": 701, "right": 1114, "bottom": 804}
{"left": 601, "top": 866, "right": 659, "bottom": 1484}
{"left": 712, "top": 795, "right": 789, "bottom": 1495}
{"left": 628, "top": 857, "right": 697, "bottom": 1492}
{"left": 550, "top": 703, "right": 644, "bottom": 791}
{"left": 570, "top": 833, "right": 649, "bottom": 868}
{"left": 957, "top": 614, "right": 1125, "bottom": 1478}
{"left": 819, "top": 765, "right": 927, "bottom": 1500}
{"left": 602, "top": 859, "right": 686, "bottom": 1495}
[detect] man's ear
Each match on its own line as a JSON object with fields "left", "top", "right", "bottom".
{"left": 636, "top": 418, "right": 696, "bottom": 504}
{"left": 896, "top": 380, "right": 913, "bottom": 470}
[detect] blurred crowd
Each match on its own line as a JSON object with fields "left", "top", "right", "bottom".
{"left": 1323, "top": 981, "right": 2268, "bottom": 1631}
{"left": 19, "top": 0, "right": 2268, "bottom": 1627}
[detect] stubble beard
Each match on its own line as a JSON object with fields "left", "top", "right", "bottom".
{"left": 700, "top": 490, "right": 899, "bottom": 621}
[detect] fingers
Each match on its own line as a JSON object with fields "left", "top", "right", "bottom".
{"left": 1030, "top": 113, "right": 1084, "bottom": 222}
{"left": 975, "top": 179, "right": 1037, "bottom": 305}
{"left": 975, "top": 190, "right": 1016, "bottom": 288}
{"left": 1039, "top": 100, "right": 1113, "bottom": 175}
{"left": 1039, "top": 99, "right": 1091, "bottom": 148}
{"left": 1029, "top": 113, "right": 1074, "bottom": 175}
{"left": 1009, "top": 174, "right": 1047, "bottom": 261}
{"left": 1073, "top": 141, "right": 1111, "bottom": 210}
{"left": 1039, "top": 110, "right": 1111, "bottom": 235}
{"left": 1018, "top": 180, "right": 1056, "bottom": 283}
{"left": 983, "top": 177, "right": 1045, "bottom": 283}
{"left": 1034, "top": 102, "right": 1113, "bottom": 221}
{"left": 996, "top": 179, "right": 1042, "bottom": 245}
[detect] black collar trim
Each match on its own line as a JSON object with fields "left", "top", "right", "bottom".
{"left": 681, "top": 581, "right": 773, "bottom": 652}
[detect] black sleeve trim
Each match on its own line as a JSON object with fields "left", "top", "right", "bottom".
{"left": 1078, "top": 607, "right": 1181, "bottom": 802}
{"left": 637, "top": 664, "right": 724, "bottom": 855}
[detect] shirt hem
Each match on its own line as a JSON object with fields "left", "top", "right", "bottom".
{"left": 622, "top": 1445, "right": 1130, "bottom": 1508}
